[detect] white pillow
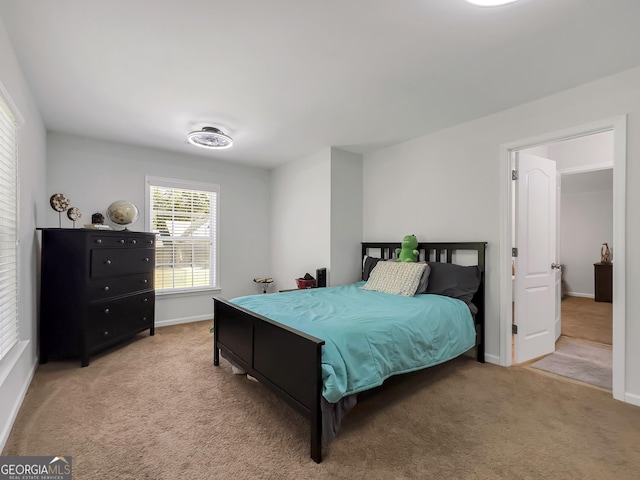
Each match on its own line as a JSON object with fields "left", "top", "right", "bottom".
{"left": 361, "top": 261, "right": 426, "bottom": 296}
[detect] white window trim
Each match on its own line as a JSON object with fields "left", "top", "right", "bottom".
{"left": 145, "top": 175, "right": 220, "bottom": 294}
{"left": 155, "top": 286, "right": 221, "bottom": 298}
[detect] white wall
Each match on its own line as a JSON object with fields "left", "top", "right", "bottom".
{"left": 270, "top": 148, "right": 331, "bottom": 291}
{"left": 520, "top": 145, "right": 549, "bottom": 157}
{"left": 551, "top": 130, "right": 614, "bottom": 172}
{"left": 561, "top": 184, "right": 613, "bottom": 296}
{"left": 330, "top": 148, "right": 363, "bottom": 286}
{"left": 0, "top": 19, "right": 47, "bottom": 450}
{"left": 270, "top": 147, "right": 363, "bottom": 290}
{"left": 45, "top": 132, "right": 271, "bottom": 322}
{"left": 363, "top": 66, "right": 640, "bottom": 401}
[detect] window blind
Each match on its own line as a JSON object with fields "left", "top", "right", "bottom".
{"left": 147, "top": 177, "right": 219, "bottom": 292}
{"left": 0, "top": 95, "right": 18, "bottom": 362}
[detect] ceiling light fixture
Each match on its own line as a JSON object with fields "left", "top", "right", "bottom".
{"left": 465, "top": 0, "right": 520, "bottom": 6}
{"left": 187, "top": 127, "right": 234, "bottom": 149}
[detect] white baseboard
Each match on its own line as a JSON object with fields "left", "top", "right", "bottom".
{"left": 155, "top": 315, "right": 212, "bottom": 328}
{"left": 566, "top": 292, "right": 595, "bottom": 299}
{"left": 0, "top": 347, "right": 38, "bottom": 452}
{"left": 624, "top": 391, "right": 640, "bottom": 408}
{"left": 484, "top": 353, "right": 500, "bottom": 365}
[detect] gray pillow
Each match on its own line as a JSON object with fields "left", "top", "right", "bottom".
{"left": 362, "top": 256, "right": 384, "bottom": 281}
{"left": 415, "top": 261, "right": 432, "bottom": 294}
{"left": 425, "top": 262, "right": 483, "bottom": 306}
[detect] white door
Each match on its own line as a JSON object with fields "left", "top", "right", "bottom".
{"left": 555, "top": 173, "right": 562, "bottom": 340}
{"left": 514, "top": 152, "right": 558, "bottom": 364}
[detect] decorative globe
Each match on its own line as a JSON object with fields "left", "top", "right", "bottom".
{"left": 106, "top": 200, "right": 139, "bottom": 229}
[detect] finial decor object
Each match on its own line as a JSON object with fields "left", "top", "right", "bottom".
{"left": 91, "top": 212, "right": 105, "bottom": 225}
{"left": 106, "top": 200, "right": 139, "bottom": 230}
{"left": 49, "top": 193, "right": 70, "bottom": 228}
{"left": 67, "top": 207, "right": 81, "bottom": 228}
{"left": 600, "top": 243, "right": 611, "bottom": 263}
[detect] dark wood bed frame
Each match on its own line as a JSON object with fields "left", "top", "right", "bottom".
{"left": 213, "top": 241, "right": 486, "bottom": 463}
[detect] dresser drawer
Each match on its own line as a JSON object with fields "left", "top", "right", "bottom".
{"left": 87, "top": 311, "right": 154, "bottom": 348}
{"left": 91, "top": 247, "right": 155, "bottom": 278}
{"left": 88, "top": 293, "right": 154, "bottom": 346}
{"left": 90, "top": 292, "right": 154, "bottom": 319}
{"left": 89, "top": 272, "right": 153, "bottom": 299}
{"left": 89, "top": 234, "right": 155, "bottom": 248}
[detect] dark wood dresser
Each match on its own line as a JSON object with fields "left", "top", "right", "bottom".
{"left": 39, "top": 228, "right": 156, "bottom": 366}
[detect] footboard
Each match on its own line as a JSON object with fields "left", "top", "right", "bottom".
{"left": 213, "top": 297, "right": 326, "bottom": 462}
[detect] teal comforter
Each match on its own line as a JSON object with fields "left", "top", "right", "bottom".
{"left": 230, "top": 282, "right": 476, "bottom": 403}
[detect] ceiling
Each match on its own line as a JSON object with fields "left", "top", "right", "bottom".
{"left": 2, "top": 0, "right": 640, "bottom": 169}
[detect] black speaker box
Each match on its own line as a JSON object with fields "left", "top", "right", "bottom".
{"left": 316, "top": 268, "right": 327, "bottom": 288}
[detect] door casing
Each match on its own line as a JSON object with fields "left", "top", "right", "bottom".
{"left": 499, "top": 115, "right": 627, "bottom": 402}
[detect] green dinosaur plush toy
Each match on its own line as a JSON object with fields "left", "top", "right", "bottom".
{"left": 396, "top": 234, "right": 419, "bottom": 262}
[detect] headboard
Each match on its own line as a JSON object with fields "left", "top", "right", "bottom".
{"left": 361, "top": 241, "right": 487, "bottom": 363}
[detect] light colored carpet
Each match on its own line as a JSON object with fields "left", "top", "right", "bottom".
{"left": 530, "top": 343, "right": 612, "bottom": 390}
{"left": 4, "top": 321, "right": 640, "bottom": 479}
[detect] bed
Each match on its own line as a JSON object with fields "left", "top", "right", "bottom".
{"left": 213, "top": 241, "right": 486, "bottom": 463}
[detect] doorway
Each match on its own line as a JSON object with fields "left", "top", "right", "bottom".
{"left": 559, "top": 167, "right": 613, "bottom": 347}
{"left": 499, "top": 116, "right": 626, "bottom": 402}
{"left": 526, "top": 158, "right": 613, "bottom": 389}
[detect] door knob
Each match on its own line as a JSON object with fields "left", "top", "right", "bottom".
{"left": 551, "top": 263, "right": 562, "bottom": 270}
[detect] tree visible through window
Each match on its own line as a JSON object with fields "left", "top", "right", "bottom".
{"left": 146, "top": 177, "right": 219, "bottom": 291}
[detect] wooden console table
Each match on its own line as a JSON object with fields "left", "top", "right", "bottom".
{"left": 594, "top": 262, "right": 612, "bottom": 303}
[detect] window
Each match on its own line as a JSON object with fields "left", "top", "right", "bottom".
{"left": 0, "top": 92, "right": 18, "bottom": 362}
{"left": 146, "top": 176, "right": 219, "bottom": 292}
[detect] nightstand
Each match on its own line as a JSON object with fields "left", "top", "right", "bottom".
{"left": 594, "top": 262, "right": 612, "bottom": 303}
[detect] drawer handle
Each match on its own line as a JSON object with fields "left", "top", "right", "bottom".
{"left": 131, "top": 239, "right": 137, "bottom": 245}
{"left": 148, "top": 240, "right": 154, "bottom": 244}
{"left": 104, "top": 308, "right": 110, "bottom": 314}
{"left": 103, "top": 331, "right": 109, "bottom": 336}
{"left": 105, "top": 260, "right": 112, "bottom": 265}
{"left": 142, "top": 279, "right": 148, "bottom": 284}
{"left": 103, "top": 286, "right": 110, "bottom": 292}
{"left": 142, "top": 316, "right": 147, "bottom": 322}
{"left": 96, "top": 239, "right": 102, "bottom": 244}
{"left": 143, "top": 257, "right": 150, "bottom": 262}
{"left": 143, "top": 298, "right": 148, "bottom": 303}
{"left": 119, "top": 239, "right": 125, "bottom": 244}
